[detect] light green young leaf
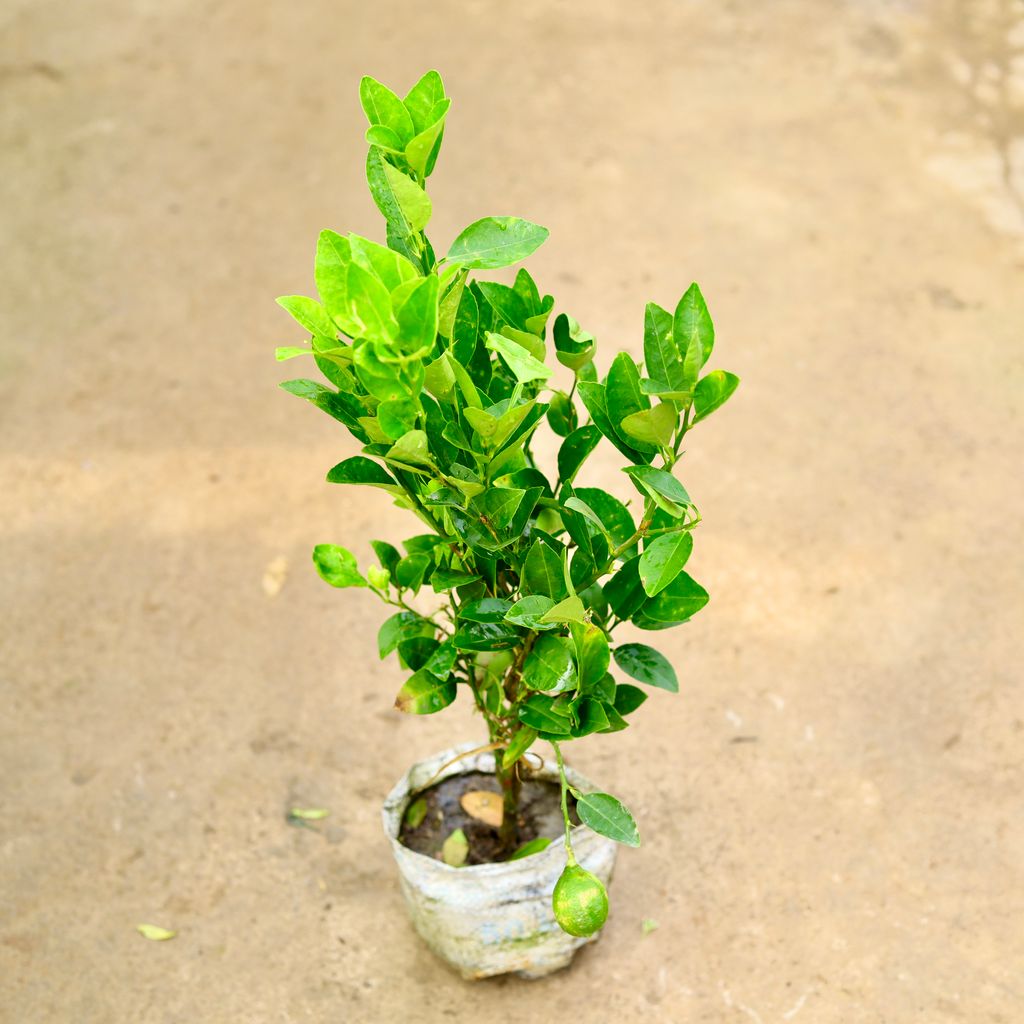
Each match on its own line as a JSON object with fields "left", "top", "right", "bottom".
{"left": 387, "top": 429, "right": 434, "bottom": 468}
{"left": 441, "top": 827, "right": 469, "bottom": 867}
{"left": 349, "top": 234, "right": 418, "bottom": 291}
{"left": 359, "top": 75, "right": 414, "bottom": 143}
{"left": 447, "top": 217, "right": 549, "bottom": 270}
{"left": 315, "top": 230, "right": 354, "bottom": 331}
{"left": 539, "top": 595, "right": 587, "bottom": 625}
{"left": 674, "top": 282, "right": 714, "bottom": 391}
{"left": 405, "top": 98, "right": 450, "bottom": 179}
{"left": 274, "top": 346, "right": 310, "bottom": 361}
{"left": 366, "top": 147, "right": 422, "bottom": 244}
{"left": 522, "top": 635, "right": 577, "bottom": 692}
{"left": 365, "top": 124, "right": 405, "bottom": 153}
{"left": 289, "top": 807, "right": 329, "bottom": 820}
{"left": 404, "top": 796, "right": 428, "bottom": 829}
{"left": 312, "top": 544, "right": 367, "bottom": 588}
{"left": 136, "top": 924, "right": 176, "bottom": 941}
{"left": 383, "top": 162, "right": 432, "bottom": 232}
{"left": 403, "top": 70, "right": 447, "bottom": 133}
{"left": 619, "top": 403, "right": 677, "bottom": 448}
{"left": 395, "top": 274, "right": 439, "bottom": 353}
{"left": 643, "top": 301, "right": 685, "bottom": 394}
{"left": 276, "top": 295, "right": 337, "bottom": 338}
{"left": 345, "top": 261, "right": 397, "bottom": 342}
{"left": 485, "top": 332, "right": 552, "bottom": 384}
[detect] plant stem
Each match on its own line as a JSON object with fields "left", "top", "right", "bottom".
{"left": 495, "top": 747, "right": 521, "bottom": 853}
{"left": 552, "top": 740, "right": 576, "bottom": 866}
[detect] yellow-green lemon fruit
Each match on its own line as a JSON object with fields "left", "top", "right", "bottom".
{"left": 552, "top": 864, "right": 609, "bottom": 937}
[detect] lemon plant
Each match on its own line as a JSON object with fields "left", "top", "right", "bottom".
{"left": 276, "top": 70, "right": 738, "bottom": 937}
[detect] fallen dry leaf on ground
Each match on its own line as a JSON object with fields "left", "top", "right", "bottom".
{"left": 460, "top": 790, "right": 503, "bottom": 827}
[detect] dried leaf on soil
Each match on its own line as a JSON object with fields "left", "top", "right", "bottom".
{"left": 459, "top": 789, "right": 503, "bottom": 827}
{"left": 136, "top": 924, "right": 176, "bottom": 941}
{"left": 289, "top": 807, "right": 329, "bottom": 820}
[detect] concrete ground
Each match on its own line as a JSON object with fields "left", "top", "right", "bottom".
{"left": 2, "top": 0, "right": 1022, "bottom": 1020}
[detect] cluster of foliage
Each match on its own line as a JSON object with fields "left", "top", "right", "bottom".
{"left": 276, "top": 71, "right": 738, "bottom": 935}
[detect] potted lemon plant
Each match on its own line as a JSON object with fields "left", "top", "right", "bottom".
{"left": 276, "top": 70, "right": 739, "bottom": 978}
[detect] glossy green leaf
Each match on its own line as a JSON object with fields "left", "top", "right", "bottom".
{"left": 502, "top": 726, "right": 538, "bottom": 768}
{"left": 447, "top": 217, "right": 549, "bottom": 270}
{"left": 613, "top": 683, "right": 648, "bottom": 716}
{"left": 612, "top": 643, "right": 679, "bottom": 692}
{"left": 522, "top": 540, "right": 568, "bottom": 600}
{"left": 405, "top": 98, "right": 449, "bottom": 179}
{"left": 388, "top": 429, "right": 434, "bottom": 468}
{"left": 377, "top": 397, "right": 419, "bottom": 440}
{"left": 312, "top": 544, "right": 367, "bottom": 588}
{"left": 572, "top": 622, "right": 610, "bottom": 689}
{"left": 349, "top": 233, "right": 419, "bottom": 291}
{"left": 517, "top": 693, "right": 573, "bottom": 734}
{"left": 674, "top": 282, "right": 714, "bottom": 390}
{"left": 539, "top": 596, "right": 587, "bottom": 625}
{"left": 359, "top": 75, "right": 414, "bottom": 143}
{"left": 315, "top": 230, "right": 354, "bottom": 331}
{"left": 395, "top": 552, "right": 431, "bottom": 592}
{"left": 643, "top": 301, "right": 685, "bottom": 393}
{"left": 557, "top": 425, "right": 601, "bottom": 486}
{"left": 622, "top": 465, "right": 692, "bottom": 516}
{"left": 459, "top": 597, "right": 513, "bottom": 623}
{"left": 485, "top": 332, "right": 552, "bottom": 384}
{"left": 326, "top": 456, "right": 400, "bottom": 491}
{"left": 638, "top": 532, "right": 694, "bottom": 596}
{"left": 366, "top": 147, "right": 422, "bottom": 244}
{"left": 642, "top": 570, "right": 709, "bottom": 624}
{"left": 395, "top": 274, "right": 438, "bottom": 353}
{"left": 505, "top": 595, "right": 558, "bottom": 630}
{"left": 573, "top": 488, "right": 636, "bottom": 550}
{"left": 403, "top": 70, "right": 446, "bottom": 133}
{"left": 394, "top": 668, "right": 456, "bottom": 714}
{"left": 345, "top": 260, "right": 397, "bottom": 342}
{"left": 606, "top": 353, "right": 655, "bottom": 453}
{"left": 693, "top": 370, "right": 740, "bottom": 422}
{"left": 522, "top": 635, "right": 577, "bottom": 693}
{"left": 571, "top": 695, "right": 611, "bottom": 737}
{"left": 573, "top": 791, "right": 640, "bottom": 847}
{"left": 604, "top": 555, "right": 646, "bottom": 620}
{"left": 577, "top": 381, "right": 651, "bottom": 464}
{"left": 547, "top": 391, "right": 577, "bottom": 437}
{"left": 378, "top": 611, "right": 434, "bottom": 658}
{"left": 553, "top": 313, "right": 596, "bottom": 371}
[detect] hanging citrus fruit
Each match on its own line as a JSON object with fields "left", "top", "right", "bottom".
{"left": 552, "top": 864, "right": 609, "bottom": 937}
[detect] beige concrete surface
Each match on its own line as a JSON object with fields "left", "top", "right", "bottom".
{"left": 2, "top": 0, "right": 1022, "bottom": 1020}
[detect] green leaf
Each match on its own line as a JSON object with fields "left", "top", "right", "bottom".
{"left": 572, "top": 622, "right": 610, "bottom": 690}
{"left": 441, "top": 827, "right": 469, "bottom": 866}
{"left": 136, "top": 924, "right": 176, "bottom": 941}
{"left": 577, "top": 381, "right": 651, "bottom": 464}
{"left": 312, "top": 544, "right": 367, "bottom": 588}
{"left": 539, "top": 595, "right": 587, "bottom": 625}
{"left": 603, "top": 555, "right": 646, "bottom": 620}
{"left": 547, "top": 391, "right": 577, "bottom": 437}
{"left": 423, "top": 353, "right": 457, "bottom": 401}
{"left": 447, "top": 217, "right": 549, "bottom": 270}
{"left": 620, "top": 403, "right": 677, "bottom": 448}
{"left": 345, "top": 261, "right": 397, "bottom": 342}
{"left": 485, "top": 332, "right": 552, "bottom": 384}
{"left": 404, "top": 796, "right": 428, "bottom": 829}
{"left": 378, "top": 611, "right": 434, "bottom": 659}
{"left": 370, "top": 539, "right": 402, "bottom": 576}
{"left": 422, "top": 639, "right": 458, "bottom": 679}
{"left": 395, "top": 552, "right": 431, "bottom": 592}
{"left": 458, "top": 597, "right": 513, "bottom": 623}
{"left": 638, "top": 532, "right": 694, "bottom": 596}
{"left": 349, "top": 234, "right": 419, "bottom": 291}
{"left": 274, "top": 346, "right": 310, "bottom": 361}
{"left": 326, "top": 456, "right": 400, "bottom": 492}
{"left": 388, "top": 162, "right": 433, "bottom": 232}
{"left": 614, "top": 683, "right": 648, "bottom": 716}
{"left": 405, "top": 98, "right": 450, "bottom": 179}
{"left": 314, "top": 230, "right": 354, "bottom": 331}
{"left": 573, "top": 791, "right": 640, "bottom": 847}
{"left": 430, "top": 568, "right": 480, "bottom": 591}
{"left": 573, "top": 488, "right": 636, "bottom": 550}
{"left": 502, "top": 726, "right": 538, "bottom": 768}
{"left": 607, "top": 352, "right": 656, "bottom": 454}
{"left": 365, "top": 124, "right": 404, "bottom": 153}
{"left": 359, "top": 75, "right": 414, "bottom": 143}
{"left": 612, "top": 643, "right": 679, "bottom": 692}
{"left": 522, "top": 635, "right": 577, "bottom": 693}
{"left": 276, "top": 295, "right": 337, "bottom": 338}
{"left": 518, "top": 693, "right": 573, "bottom": 735}
{"left": 477, "top": 281, "right": 530, "bottom": 331}
{"left": 353, "top": 342, "right": 407, "bottom": 402}
{"left": 693, "top": 370, "right": 740, "bottom": 422}
{"left": 395, "top": 273, "right": 439, "bottom": 353}
{"left": 377, "top": 398, "right": 419, "bottom": 440}
{"left": 452, "top": 621, "right": 520, "bottom": 651}
{"left": 388, "top": 429, "right": 434, "bottom": 468}
{"left": 641, "top": 570, "right": 709, "bottom": 624}
{"left": 643, "top": 301, "right": 685, "bottom": 394}
{"left": 289, "top": 807, "right": 329, "bottom": 820}
{"left": 557, "top": 425, "right": 601, "bottom": 486}
{"left": 570, "top": 695, "right": 611, "bottom": 737}
{"left": 509, "top": 836, "right": 552, "bottom": 860}
{"left": 522, "top": 540, "right": 568, "bottom": 601}
{"left": 553, "top": 313, "right": 596, "bottom": 371}
{"left": 622, "top": 465, "right": 692, "bottom": 516}
{"left": 674, "top": 282, "right": 714, "bottom": 390}
{"left": 394, "top": 668, "right": 456, "bottom": 714}
{"left": 505, "top": 595, "right": 559, "bottom": 631}
{"left": 366, "top": 147, "right": 422, "bottom": 244}
{"left": 403, "top": 69, "right": 446, "bottom": 133}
